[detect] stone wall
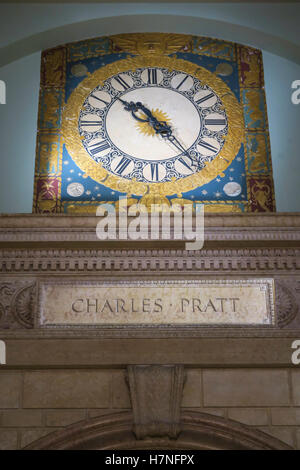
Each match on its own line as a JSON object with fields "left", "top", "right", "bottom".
{"left": 0, "top": 368, "right": 300, "bottom": 449}
{"left": 0, "top": 214, "right": 299, "bottom": 450}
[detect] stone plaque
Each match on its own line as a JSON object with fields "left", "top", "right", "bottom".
{"left": 38, "top": 280, "right": 275, "bottom": 327}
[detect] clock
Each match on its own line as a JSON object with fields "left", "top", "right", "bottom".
{"left": 79, "top": 67, "right": 226, "bottom": 182}
{"left": 62, "top": 55, "right": 244, "bottom": 205}
{"left": 34, "top": 33, "right": 275, "bottom": 213}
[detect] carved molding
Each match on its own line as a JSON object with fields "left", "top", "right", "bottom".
{"left": 25, "top": 410, "right": 291, "bottom": 450}
{"left": 127, "top": 365, "right": 186, "bottom": 439}
{"left": 1, "top": 228, "right": 300, "bottom": 243}
{"left": 0, "top": 283, "right": 15, "bottom": 329}
{"left": 275, "top": 280, "right": 299, "bottom": 328}
{"left": 0, "top": 281, "right": 36, "bottom": 329}
{"left": 0, "top": 248, "right": 299, "bottom": 273}
{"left": 1, "top": 213, "right": 300, "bottom": 243}
{"left": 12, "top": 284, "right": 35, "bottom": 328}
{"left": 1, "top": 326, "right": 300, "bottom": 339}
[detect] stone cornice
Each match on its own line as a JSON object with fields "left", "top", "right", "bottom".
{"left": 0, "top": 213, "right": 300, "bottom": 244}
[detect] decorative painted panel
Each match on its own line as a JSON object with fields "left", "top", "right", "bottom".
{"left": 33, "top": 33, "right": 275, "bottom": 214}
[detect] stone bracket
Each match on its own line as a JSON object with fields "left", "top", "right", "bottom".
{"left": 126, "top": 365, "right": 186, "bottom": 440}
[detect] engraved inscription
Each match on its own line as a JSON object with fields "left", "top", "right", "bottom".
{"left": 38, "top": 280, "right": 275, "bottom": 327}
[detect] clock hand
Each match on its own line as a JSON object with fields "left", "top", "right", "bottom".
{"left": 117, "top": 97, "right": 171, "bottom": 136}
{"left": 117, "top": 97, "right": 199, "bottom": 169}
{"left": 162, "top": 133, "right": 200, "bottom": 170}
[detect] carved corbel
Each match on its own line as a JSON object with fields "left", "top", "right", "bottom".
{"left": 126, "top": 365, "right": 186, "bottom": 440}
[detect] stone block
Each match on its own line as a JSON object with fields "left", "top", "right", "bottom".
{"left": 260, "top": 426, "right": 295, "bottom": 448}
{"left": 23, "top": 370, "right": 111, "bottom": 408}
{"left": 0, "top": 372, "right": 21, "bottom": 408}
{"left": 45, "top": 410, "right": 86, "bottom": 427}
{"left": 182, "top": 369, "right": 202, "bottom": 407}
{"left": 291, "top": 371, "right": 300, "bottom": 405}
{"left": 203, "top": 369, "right": 290, "bottom": 406}
{"left": 112, "top": 370, "right": 131, "bottom": 408}
{"left": 2, "top": 410, "right": 42, "bottom": 427}
{"left": 228, "top": 408, "right": 269, "bottom": 425}
{"left": 88, "top": 409, "right": 115, "bottom": 419}
{"left": 271, "top": 408, "right": 300, "bottom": 425}
{"left": 296, "top": 428, "right": 300, "bottom": 450}
{"left": 21, "top": 428, "right": 60, "bottom": 448}
{"left": 0, "top": 429, "right": 18, "bottom": 450}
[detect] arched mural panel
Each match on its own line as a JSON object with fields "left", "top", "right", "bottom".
{"left": 33, "top": 32, "right": 275, "bottom": 215}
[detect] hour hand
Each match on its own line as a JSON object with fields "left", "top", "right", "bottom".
{"left": 117, "top": 97, "right": 172, "bottom": 135}
{"left": 117, "top": 97, "right": 148, "bottom": 119}
{"left": 117, "top": 97, "right": 143, "bottom": 115}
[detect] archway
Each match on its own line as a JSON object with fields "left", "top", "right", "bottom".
{"left": 25, "top": 411, "right": 291, "bottom": 450}
{"left": 1, "top": 14, "right": 300, "bottom": 68}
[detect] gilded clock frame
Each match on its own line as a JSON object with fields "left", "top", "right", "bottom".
{"left": 61, "top": 55, "right": 244, "bottom": 198}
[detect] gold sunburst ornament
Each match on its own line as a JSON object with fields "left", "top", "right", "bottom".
{"left": 136, "top": 108, "right": 172, "bottom": 137}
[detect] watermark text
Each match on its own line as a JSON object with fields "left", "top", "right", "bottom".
{"left": 291, "top": 80, "right": 300, "bottom": 105}
{"left": 0, "top": 340, "right": 6, "bottom": 365}
{"left": 96, "top": 197, "right": 204, "bottom": 250}
{"left": 0, "top": 80, "right": 6, "bottom": 104}
{"left": 291, "top": 340, "right": 300, "bottom": 365}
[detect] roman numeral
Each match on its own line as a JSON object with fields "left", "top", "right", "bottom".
{"left": 80, "top": 120, "right": 101, "bottom": 127}
{"left": 90, "top": 94, "right": 109, "bottom": 105}
{"left": 147, "top": 69, "right": 158, "bottom": 85}
{"left": 114, "top": 157, "right": 132, "bottom": 175}
{"left": 195, "top": 92, "right": 215, "bottom": 105}
{"left": 114, "top": 75, "right": 131, "bottom": 90}
{"left": 88, "top": 140, "right": 110, "bottom": 155}
{"left": 150, "top": 163, "right": 159, "bottom": 181}
{"left": 176, "top": 74, "right": 189, "bottom": 90}
{"left": 198, "top": 139, "right": 218, "bottom": 153}
{"left": 205, "top": 118, "right": 226, "bottom": 126}
{"left": 177, "top": 157, "right": 194, "bottom": 172}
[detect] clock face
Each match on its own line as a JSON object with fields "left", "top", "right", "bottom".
{"left": 78, "top": 67, "right": 228, "bottom": 184}
{"left": 62, "top": 55, "right": 243, "bottom": 198}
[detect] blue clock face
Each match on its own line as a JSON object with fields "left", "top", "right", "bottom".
{"left": 78, "top": 66, "right": 228, "bottom": 183}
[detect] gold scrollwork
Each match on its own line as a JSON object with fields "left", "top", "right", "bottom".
{"left": 111, "top": 33, "right": 192, "bottom": 56}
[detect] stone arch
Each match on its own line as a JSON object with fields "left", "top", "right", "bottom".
{"left": 25, "top": 410, "right": 291, "bottom": 450}
{"left": 0, "top": 14, "right": 300, "bottom": 68}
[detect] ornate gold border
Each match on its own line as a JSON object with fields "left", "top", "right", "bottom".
{"left": 237, "top": 44, "right": 276, "bottom": 212}
{"left": 61, "top": 55, "right": 244, "bottom": 197}
{"left": 33, "top": 46, "right": 66, "bottom": 213}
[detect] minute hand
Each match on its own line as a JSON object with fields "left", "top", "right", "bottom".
{"left": 117, "top": 97, "right": 171, "bottom": 136}
{"left": 160, "top": 131, "right": 199, "bottom": 168}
